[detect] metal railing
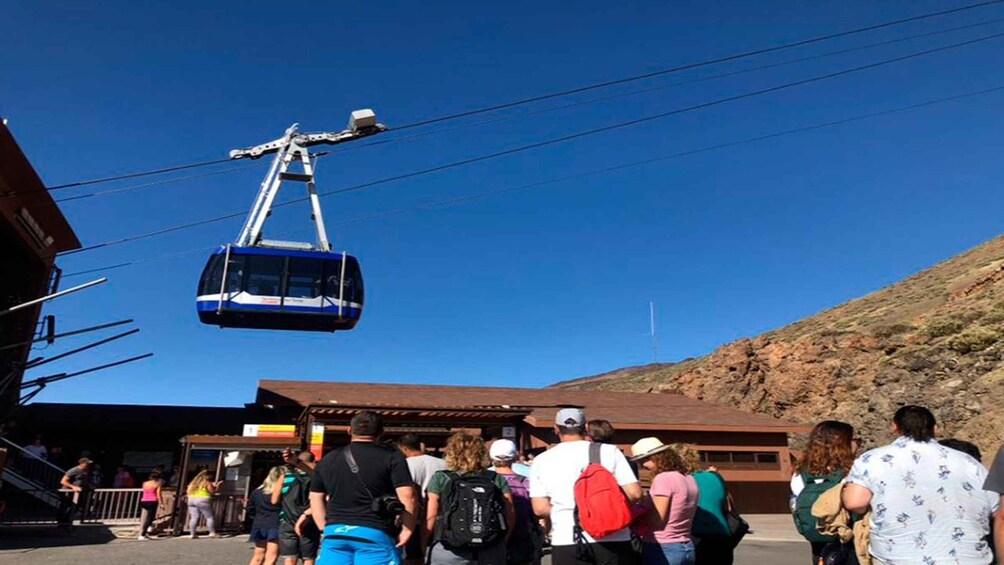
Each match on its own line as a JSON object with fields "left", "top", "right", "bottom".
{"left": 73, "top": 488, "right": 144, "bottom": 524}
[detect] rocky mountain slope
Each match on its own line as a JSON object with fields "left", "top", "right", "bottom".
{"left": 556, "top": 236, "right": 1004, "bottom": 459}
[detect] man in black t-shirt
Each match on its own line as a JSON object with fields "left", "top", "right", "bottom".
{"left": 309, "top": 411, "right": 417, "bottom": 565}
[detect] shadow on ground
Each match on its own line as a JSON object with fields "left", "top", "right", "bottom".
{"left": 0, "top": 525, "right": 117, "bottom": 551}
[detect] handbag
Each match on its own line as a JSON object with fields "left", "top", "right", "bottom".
{"left": 725, "top": 493, "right": 750, "bottom": 548}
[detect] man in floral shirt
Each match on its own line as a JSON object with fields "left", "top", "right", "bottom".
{"left": 842, "top": 405, "right": 998, "bottom": 564}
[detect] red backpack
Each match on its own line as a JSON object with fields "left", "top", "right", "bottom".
{"left": 573, "top": 442, "right": 633, "bottom": 541}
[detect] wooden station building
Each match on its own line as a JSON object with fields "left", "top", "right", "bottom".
{"left": 254, "top": 379, "right": 809, "bottom": 512}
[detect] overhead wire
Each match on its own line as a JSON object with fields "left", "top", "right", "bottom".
{"left": 389, "top": 0, "right": 1004, "bottom": 130}
{"left": 32, "top": 0, "right": 1004, "bottom": 193}
{"left": 60, "top": 83, "right": 1004, "bottom": 278}
{"left": 56, "top": 17, "right": 1004, "bottom": 204}
{"left": 59, "top": 30, "right": 1004, "bottom": 256}
{"left": 329, "top": 16, "right": 1004, "bottom": 155}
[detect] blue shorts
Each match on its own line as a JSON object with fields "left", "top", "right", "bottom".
{"left": 318, "top": 524, "right": 401, "bottom": 565}
{"left": 249, "top": 527, "right": 280, "bottom": 543}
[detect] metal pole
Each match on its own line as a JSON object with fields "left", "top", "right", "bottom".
{"left": 338, "top": 252, "right": 347, "bottom": 318}
{"left": 650, "top": 301, "right": 659, "bottom": 363}
{"left": 217, "top": 244, "right": 232, "bottom": 315}
{"left": 22, "top": 328, "right": 140, "bottom": 370}
{"left": 172, "top": 440, "right": 192, "bottom": 536}
{"left": 0, "top": 319, "right": 133, "bottom": 352}
{"left": 20, "top": 353, "right": 154, "bottom": 390}
{"left": 0, "top": 277, "right": 107, "bottom": 317}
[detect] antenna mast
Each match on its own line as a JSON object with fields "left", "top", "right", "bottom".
{"left": 650, "top": 301, "right": 659, "bottom": 363}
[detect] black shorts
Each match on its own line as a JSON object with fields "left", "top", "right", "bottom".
{"left": 279, "top": 521, "right": 320, "bottom": 560}
{"left": 551, "top": 541, "right": 640, "bottom": 565}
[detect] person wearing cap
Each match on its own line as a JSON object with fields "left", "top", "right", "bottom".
{"left": 491, "top": 439, "right": 541, "bottom": 565}
{"left": 59, "top": 457, "right": 94, "bottom": 524}
{"left": 529, "top": 408, "right": 641, "bottom": 565}
{"left": 629, "top": 439, "right": 699, "bottom": 565}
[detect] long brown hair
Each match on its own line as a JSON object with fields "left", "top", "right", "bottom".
{"left": 796, "top": 420, "right": 856, "bottom": 476}
{"left": 444, "top": 432, "right": 489, "bottom": 474}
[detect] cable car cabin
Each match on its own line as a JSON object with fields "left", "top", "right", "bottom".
{"left": 196, "top": 246, "right": 363, "bottom": 332}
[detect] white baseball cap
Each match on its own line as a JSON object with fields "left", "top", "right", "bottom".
{"left": 555, "top": 407, "right": 585, "bottom": 427}
{"left": 489, "top": 439, "right": 518, "bottom": 461}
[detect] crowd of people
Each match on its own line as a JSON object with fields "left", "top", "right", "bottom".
{"left": 280, "top": 408, "right": 742, "bottom": 565}
{"left": 790, "top": 405, "right": 1003, "bottom": 565}
{"left": 48, "top": 403, "right": 1004, "bottom": 565}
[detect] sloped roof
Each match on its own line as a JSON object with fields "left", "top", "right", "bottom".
{"left": 0, "top": 122, "right": 81, "bottom": 255}
{"left": 257, "top": 379, "right": 807, "bottom": 433}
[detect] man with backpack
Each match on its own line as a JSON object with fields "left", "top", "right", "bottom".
{"left": 491, "top": 439, "right": 541, "bottom": 565}
{"left": 529, "top": 408, "right": 642, "bottom": 565}
{"left": 272, "top": 449, "right": 319, "bottom": 565}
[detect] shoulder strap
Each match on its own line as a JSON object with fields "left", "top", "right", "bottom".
{"left": 588, "top": 442, "right": 602, "bottom": 465}
{"left": 342, "top": 445, "right": 378, "bottom": 504}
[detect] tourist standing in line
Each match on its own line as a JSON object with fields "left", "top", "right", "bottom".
{"left": 941, "top": 438, "right": 984, "bottom": 461}
{"left": 843, "top": 405, "right": 998, "bottom": 564}
{"left": 186, "top": 468, "right": 222, "bottom": 539}
{"left": 308, "top": 411, "right": 418, "bottom": 565}
{"left": 790, "top": 421, "right": 858, "bottom": 564}
{"left": 114, "top": 465, "right": 135, "bottom": 488}
{"left": 424, "top": 432, "right": 514, "bottom": 565}
{"left": 588, "top": 419, "right": 639, "bottom": 478}
{"left": 491, "top": 438, "right": 541, "bottom": 565}
{"left": 629, "top": 438, "right": 699, "bottom": 565}
{"left": 529, "top": 408, "right": 642, "bottom": 565}
{"left": 137, "top": 470, "right": 163, "bottom": 540}
{"left": 983, "top": 442, "right": 1004, "bottom": 563}
{"left": 670, "top": 444, "right": 733, "bottom": 565}
{"left": 247, "top": 466, "right": 284, "bottom": 565}
{"left": 398, "top": 434, "right": 446, "bottom": 565}
{"left": 24, "top": 434, "right": 47, "bottom": 460}
{"left": 273, "top": 449, "right": 320, "bottom": 565}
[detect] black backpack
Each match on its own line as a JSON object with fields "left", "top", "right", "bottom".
{"left": 280, "top": 472, "right": 311, "bottom": 524}
{"left": 436, "top": 471, "right": 507, "bottom": 548}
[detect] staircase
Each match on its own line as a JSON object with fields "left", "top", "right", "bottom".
{"left": 0, "top": 437, "right": 66, "bottom": 524}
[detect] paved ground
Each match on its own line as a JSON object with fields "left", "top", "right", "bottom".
{"left": 0, "top": 526, "right": 810, "bottom": 565}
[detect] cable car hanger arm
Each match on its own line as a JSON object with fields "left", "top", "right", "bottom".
{"left": 228, "top": 110, "right": 387, "bottom": 160}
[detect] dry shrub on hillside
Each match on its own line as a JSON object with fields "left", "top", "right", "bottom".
{"left": 947, "top": 326, "right": 1001, "bottom": 354}
{"left": 924, "top": 318, "right": 967, "bottom": 338}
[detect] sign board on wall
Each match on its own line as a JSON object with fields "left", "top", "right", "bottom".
{"left": 242, "top": 424, "right": 296, "bottom": 438}
{"left": 309, "top": 424, "right": 324, "bottom": 460}
{"left": 502, "top": 426, "right": 516, "bottom": 439}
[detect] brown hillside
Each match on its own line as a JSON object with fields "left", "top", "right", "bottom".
{"left": 556, "top": 235, "right": 1004, "bottom": 459}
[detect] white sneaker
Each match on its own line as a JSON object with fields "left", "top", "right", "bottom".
{"left": 138, "top": 535, "right": 148, "bottom": 541}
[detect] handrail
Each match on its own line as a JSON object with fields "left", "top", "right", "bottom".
{"left": 0, "top": 436, "right": 67, "bottom": 475}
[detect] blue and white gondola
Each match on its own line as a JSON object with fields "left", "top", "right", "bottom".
{"left": 196, "top": 245, "right": 363, "bottom": 332}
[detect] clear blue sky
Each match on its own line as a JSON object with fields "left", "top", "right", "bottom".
{"left": 4, "top": 1, "right": 1004, "bottom": 407}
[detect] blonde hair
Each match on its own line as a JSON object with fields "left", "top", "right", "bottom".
{"left": 259, "top": 466, "right": 284, "bottom": 494}
{"left": 444, "top": 432, "right": 488, "bottom": 474}
{"left": 187, "top": 469, "right": 210, "bottom": 495}
{"left": 669, "top": 443, "right": 701, "bottom": 474}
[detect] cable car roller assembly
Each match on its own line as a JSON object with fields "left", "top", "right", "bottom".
{"left": 196, "top": 109, "right": 385, "bottom": 332}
